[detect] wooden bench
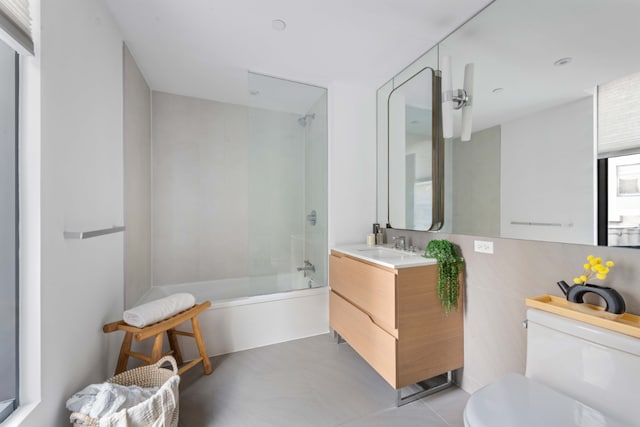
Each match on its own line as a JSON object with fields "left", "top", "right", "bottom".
{"left": 104, "top": 301, "right": 213, "bottom": 376}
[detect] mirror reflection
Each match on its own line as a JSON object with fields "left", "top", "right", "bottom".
{"left": 382, "top": 0, "right": 640, "bottom": 247}
{"left": 607, "top": 154, "right": 640, "bottom": 246}
{"left": 388, "top": 68, "right": 433, "bottom": 230}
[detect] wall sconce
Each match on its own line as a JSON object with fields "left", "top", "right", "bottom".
{"left": 442, "top": 55, "right": 474, "bottom": 141}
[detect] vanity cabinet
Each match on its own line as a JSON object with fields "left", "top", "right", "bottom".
{"left": 329, "top": 249, "right": 463, "bottom": 389}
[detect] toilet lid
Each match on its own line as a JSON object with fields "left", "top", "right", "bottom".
{"left": 463, "top": 373, "right": 628, "bottom": 427}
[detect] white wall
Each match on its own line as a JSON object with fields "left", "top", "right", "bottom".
{"left": 123, "top": 45, "right": 151, "bottom": 308}
{"left": 376, "top": 80, "right": 392, "bottom": 225}
{"left": 501, "top": 97, "right": 594, "bottom": 244}
{"left": 15, "top": 0, "right": 125, "bottom": 425}
{"left": 329, "top": 81, "right": 378, "bottom": 247}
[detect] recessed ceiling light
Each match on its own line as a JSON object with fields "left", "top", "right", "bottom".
{"left": 492, "top": 87, "right": 504, "bottom": 94}
{"left": 554, "top": 57, "right": 572, "bottom": 67}
{"left": 272, "top": 19, "right": 286, "bottom": 31}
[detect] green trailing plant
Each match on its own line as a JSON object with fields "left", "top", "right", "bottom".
{"left": 424, "top": 240, "right": 463, "bottom": 315}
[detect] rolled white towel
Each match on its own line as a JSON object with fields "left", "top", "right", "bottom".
{"left": 123, "top": 293, "right": 195, "bottom": 328}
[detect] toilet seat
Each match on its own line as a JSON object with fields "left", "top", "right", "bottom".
{"left": 463, "top": 373, "right": 627, "bottom": 427}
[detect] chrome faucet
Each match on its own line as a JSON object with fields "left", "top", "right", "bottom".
{"left": 395, "top": 236, "right": 406, "bottom": 251}
{"left": 297, "top": 260, "right": 315, "bottom": 277}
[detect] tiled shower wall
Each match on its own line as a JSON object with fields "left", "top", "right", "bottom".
{"left": 152, "top": 91, "right": 250, "bottom": 285}
{"left": 151, "top": 91, "right": 307, "bottom": 287}
{"left": 384, "top": 228, "right": 640, "bottom": 393}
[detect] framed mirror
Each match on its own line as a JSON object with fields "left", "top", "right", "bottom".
{"left": 378, "top": 0, "right": 640, "bottom": 247}
{"left": 388, "top": 67, "right": 443, "bottom": 231}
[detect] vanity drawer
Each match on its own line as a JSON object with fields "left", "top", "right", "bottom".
{"left": 330, "top": 291, "right": 397, "bottom": 387}
{"left": 329, "top": 252, "right": 397, "bottom": 332}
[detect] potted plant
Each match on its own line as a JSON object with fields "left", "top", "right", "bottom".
{"left": 424, "top": 240, "right": 463, "bottom": 314}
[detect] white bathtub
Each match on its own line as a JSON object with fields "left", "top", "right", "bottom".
{"left": 136, "top": 275, "right": 329, "bottom": 359}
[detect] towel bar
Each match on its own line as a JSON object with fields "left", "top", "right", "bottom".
{"left": 63, "top": 225, "right": 125, "bottom": 239}
{"left": 510, "top": 221, "right": 572, "bottom": 227}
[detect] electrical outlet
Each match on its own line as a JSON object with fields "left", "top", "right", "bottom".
{"left": 474, "top": 240, "right": 494, "bottom": 254}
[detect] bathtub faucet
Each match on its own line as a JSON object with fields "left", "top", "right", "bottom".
{"left": 297, "top": 260, "right": 315, "bottom": 277}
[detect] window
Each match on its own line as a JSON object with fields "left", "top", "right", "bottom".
{"left": 0, "top": 37, "right": 17, "bottom": 423}
{"left": 0, "top": 0, "right": 33, "bottom": 421}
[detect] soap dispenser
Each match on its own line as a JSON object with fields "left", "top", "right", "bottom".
{"left": 373, "top": 223, "right": 383, "bottom": 245}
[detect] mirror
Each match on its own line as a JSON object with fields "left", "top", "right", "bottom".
{"left": 379, "top": 0, "right": 640, "bottom": 247}
{"left": 388, "top": 67, "right": 442, "bottom": 230}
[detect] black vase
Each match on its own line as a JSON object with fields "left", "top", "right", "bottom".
{"left": 557, "top": 281, "right": 626, "bottom": 315}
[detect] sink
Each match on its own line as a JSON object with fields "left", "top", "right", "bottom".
{"left": 356, "top": 247, "right": 409, "bottom": 259}
{"left": 334, "top": 244, "right": 437, "bottom": 269}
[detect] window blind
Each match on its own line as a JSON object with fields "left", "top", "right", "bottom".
{"left": 597, "top": 71, "right": 640, "bottom": 157}
{"left": 0, "top": 0, "right": 32, "bottom": 55}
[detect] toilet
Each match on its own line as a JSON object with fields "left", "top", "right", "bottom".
{"left": 463, "top": 308, "right": 640, "bottom": 426}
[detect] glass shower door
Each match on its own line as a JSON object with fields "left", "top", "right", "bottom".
{"left": 247, "top": 72, "right": 327, "bottom": 296}
{"left": 302, "top": 93, "right": 328, "bottom": 289}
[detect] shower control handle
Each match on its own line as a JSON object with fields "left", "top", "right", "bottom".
{"left": 306, "top": 210, "right": 317, "bottom": 226}
{"left": 297, "top": 260, "right": 316, "bottom": 277}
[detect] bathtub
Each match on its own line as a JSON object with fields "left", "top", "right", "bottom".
{"left": 136, "top": 275, "right": 329, "bottom": 359}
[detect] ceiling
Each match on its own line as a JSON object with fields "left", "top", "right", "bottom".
{"left": 104, "top": 0, "right": 492, "bottom": 111}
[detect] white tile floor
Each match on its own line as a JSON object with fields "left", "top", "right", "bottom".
{"left": 178, "top": 333, "right": 469, "bottom": 426}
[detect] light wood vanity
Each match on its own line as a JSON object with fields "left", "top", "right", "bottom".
{"left": 329, "top": 247, "right": 463, "bottom": 392}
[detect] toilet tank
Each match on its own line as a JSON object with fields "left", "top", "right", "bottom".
{"left": 525, "top": 308, "right": 640, "bottom": 424}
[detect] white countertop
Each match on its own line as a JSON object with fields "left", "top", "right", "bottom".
{"left": 332, "top": 244, "right": 437, "bottom": 269}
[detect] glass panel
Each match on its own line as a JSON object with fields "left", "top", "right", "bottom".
{"left": 247, "top": 73, "right": 327, "bottom": 296}
{"left": 0, "top": 39, "right": 17, "bottom": 421}
{"left": 149, "top": 74, "right": 326, "bottom": 299}
{"left": 379, "top": 0, "right": 640, "bottom": 247}
{"left": 435, "top": 0, "right": 640, "bottom": 245}
{"left": 388, "top": 68, "right": 434, "bottom": 230}
{"left": 303, "top": 92, "right": 328, "bottom": 289}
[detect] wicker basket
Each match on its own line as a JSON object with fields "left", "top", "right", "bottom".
{"left": 69, "top": 356, "right": 180, "bottom": 427}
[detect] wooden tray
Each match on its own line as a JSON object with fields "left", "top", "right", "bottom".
{"left": 526, "top": 294, "right": 640, "bottom": 339}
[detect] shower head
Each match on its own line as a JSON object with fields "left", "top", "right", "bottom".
{"left": 297, "top": 113, "right": 316, "bottom": 127}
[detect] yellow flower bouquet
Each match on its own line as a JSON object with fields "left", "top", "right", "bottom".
{"left": 573, "top": 255, "right": 614, "bottom": 285}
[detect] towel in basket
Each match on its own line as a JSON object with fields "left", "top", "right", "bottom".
{"left": 69, "top": 356, "right": 180, "bottom": 427}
